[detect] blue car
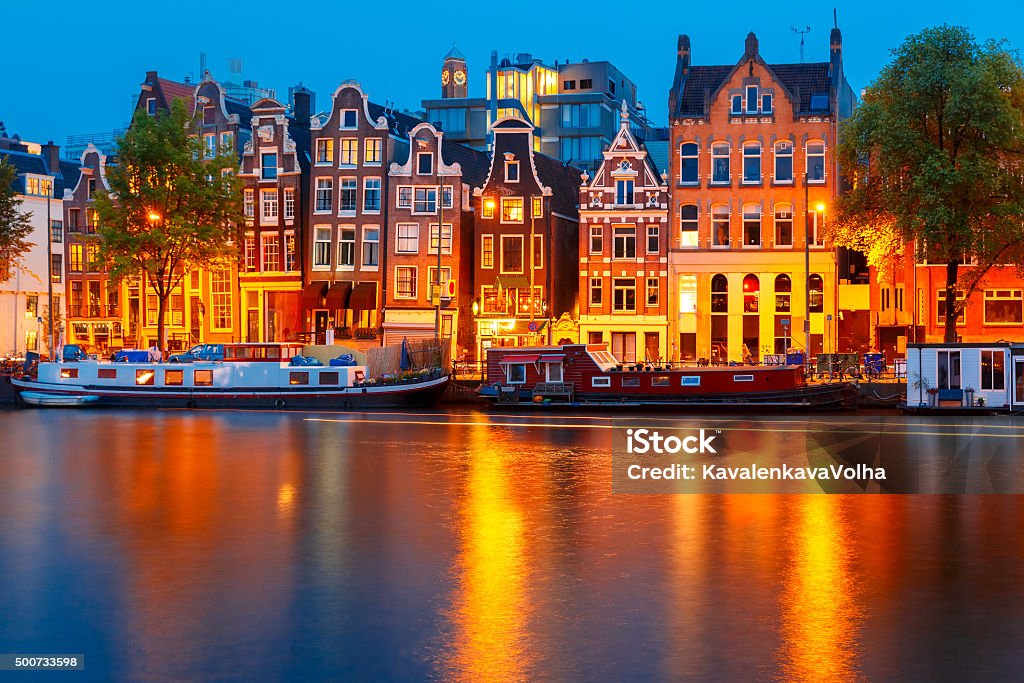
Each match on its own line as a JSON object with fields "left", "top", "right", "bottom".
{"left": 168, "top": 344, "right": 225, "bottom": 363}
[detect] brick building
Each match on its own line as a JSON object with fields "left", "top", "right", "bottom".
{"left": 470, "top": 117, "right": 581, "bottom": 360}
{"left": 304, "top": 81, "right": 421, "bottom": 348}
{"left": 578, "top": 103, "right": 670, "bottom": 363}
{"left": 667, "top": 30, "right": 859, "bottom": 363}
{"left": 382, "top": 122, "right": 489, "bottom": 352}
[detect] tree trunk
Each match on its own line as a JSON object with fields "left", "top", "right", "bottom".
{"left": 943, "top": 261, "right": 959, "bottom": 343}
{"left": 156, "top": 292, "right": 167, "bottom": 360}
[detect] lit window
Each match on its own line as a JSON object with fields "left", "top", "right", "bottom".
{"left": 340, "top": 138, "right": 358, "bottom": 166}
{"left": 712, "top": 205, "right": 730, "bottom": 247}
{"left": 809, "top": 274, "right": 824, "bottom": 313}
{"left": 679, "top": 205, "right": 698, "bottom": 248}
{"left": 646, "top": 277, "right": 659, "bottom": 306}
{"left": 981, "top": 350, "right": 1005, "bottom": 390}
{"left": 195, "top": 370, "right": 213, "bottom": 386}
{"left": 136, "top": 369, "right": 155, "bottom": 386}
{"left": 429, "top": 224, "right": 452, "bottom": 255}
{"left": 501, "top": 197, "right": 523, "bottom": 223}
{"left": 482, "top": 198, "right": 495, "bottom": 219}
{"left": 742, "top": 203, "right": 761, "bottom": 246}
{"left": 396, "top": 223, "right": 419, "bottom": 253}
{"left": 262, "top": 234, "right": 279, "bottom": 271}
{"left": 365, "top": 138, "right": 382, "bottom": 164}
{"left": 395, "top": 266, "right": 417, "bottom": 299}
{"left": 289, "top": 371, "right": 309, "bottom": 385}
{"left": 316, "top": 138, "right": 334, "bottom": 164}
{"left": 532, "top": 196, "right": 543, "bottom": 217}
{"left": 481, "top": 235, "right": 494, "bottom": 268}
{"left": 774, "top": 203, "right": 793, "bottom": 247}
{"left": 711, "top": 142, "right": 730, "bottom": 183}
{"left": 165, "top": 369, "right": 184, "bottom": 386}
{"left": 984, "top": 289, "right": 1023, "bottom": 325}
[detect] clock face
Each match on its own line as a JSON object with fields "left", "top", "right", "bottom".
{"left": 441, "top": 69, "right": 450, "bottom": 86}
{"left": 454, "top": 69, "right": 466, "bottom": 86}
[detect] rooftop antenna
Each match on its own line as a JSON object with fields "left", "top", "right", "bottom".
{"left": 791, "top": 25, "right": 811, "bottom": 63}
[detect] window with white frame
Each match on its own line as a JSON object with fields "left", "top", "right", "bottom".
{"left": 397, "top": 186, "right": 412, "bottom": 209}
{"left": 775, "top": 203, "right": 793, "bottom": 246}
{"left": 481, "top": 235, "right": 494, "bottom": 268}
{"left": 362, "top": 227, "right": 379, "bottom": 267}
{"left": 745, "top": 85, "right": 758, "bottom": 113}
{"left": 501, "top": 197, "right": 523, "bottom": 223}
{"left": 417, "top": 152, "right": 433, "bottom": 175}
{"left": 647, "top": 225, "right": 659, "bottom": 254}
{"left": 220, "top": 131, "right": 233, "bottom": 150}
{"left": 395, "top": 266, "right": 417, "bottom": 299}
{"left": 340, "top": 138, "right": 358, "bottom": 166}
{"left": 712, "top": 204, "right": 730, "bottom": 247}
{"left": 339, "top": 228, "right": 355, "bottom": 267}
{"left": 590, "top": 277, "right": 602, "bottom": 306}
{"left": 613, "top": 278, "right": 636, "bottom": 312}
{"left": 396, "top": 224, "right": 419, "bottom": 253}
{"left": 316, "top": 138, "right": 334, "bottom": 164}
{"left": 261, "top": 153, "right": 277, "bottom": 180}
{"left": 429, "top": 224, "right": 453, "bottom": 255}
{"left": 313, "top": 227, "right": 332, "bottom": 268}
{"left": 937, "top": 350, "right": 962, "bottom": 390}
{"left": 742, "top": 203, "right": 761, "bottom": 246}
{"left": 647, "top": 277, "right": 659, "bottom": 306}
{"left": 261, "top": 189, "right": 279, "bottom": 220}
{"left": 809, "top": 208, "right": 825, "bottom": 247}
{"left": 315, "top": 178, "right": 332, "bottom": 212}
{"left": 742, "top": 141, "right": 761, "bottom": 183}
{"left": 806, "top": 141, "right": 826, "bottom": 182}
{"left": 679, "top": 204, "right": 698, "bottom": 248}
{"left": 427, "top": 266, "right": 452, "bottom": 297}
{"left": 711, "top": 142, "right": 730, "bottom": 183}
{"left": 505, "top": 363, "right": 527, "bottom": 384}
{"left": 533, "top": 234, "right": 543, "bottom": 269}
{"left": 532, "top": 196, "right": 542, "bottom": 217}
{"left": 500, "top": 235, "right": 523, "bottom": 273}
{"left": 761, "top": 93, "right": 773, "bottom": 114}
{"left": 284, "top": 188, "right": 295, "bottom": 219}
{"left": 244, "top": 235, "right": 257, "bottom": 271}
{"left": 981, "top": 350, "right": 1005, "bottom": 390}
{"left": 505, "top": 159, "right": 519, "bottom": 182}
{"left": 340, "top": 178, "right": 357, "bottom": 213}
{"left": 936, "top": 290, "right": 966, "bottom": 325}
{"left": 731, "top": 94, "right": 742, "bottom": 115}
{"left": 680, "top": 142, "right": 699, "bottom": 184}
{"left": 414, "top": 187, "right": 437, "bottom": 213}
{"left": 211, "top": 270, "right": 232, "bottom": 329}
{"left": 615, "top": 179, "right": 634, "bottom": 205}
{"left": 204, "top": 133, "right": 216, "bottom": 158}
{"left": 285, "top": 233, "right": 296, "bottom": 272}
{"left": 364, "top": 177, "right": 381, "bottom": 212}
{"left": 442, "top": 185, "right": 454, "bottom": 209}
{"left": 243, "top": 189, "right": 254, "bottom": 217}
{"left": 365, "top": 138, "right": 382, "bottom": 164}
{"left": 481, "top": 198, "right": 494, "bottom": 219}
{"left": 613, "top": 225, "right": 636, "bottom": 259}
{"left": 774, "top": 140, "right": 794, "bottom": 183}
{"left": 590, "top": 225, "right": 603, "bottom": 254}
{"left": 262, "top": 234, "right": 279, "bottom": 271}
{"left": 984, "top": 289, "right": 1023, "bottom": 325}
{"left": 341, "top": 109, "right": 358, "bottom": 129}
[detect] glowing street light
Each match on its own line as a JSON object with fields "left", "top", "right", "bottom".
{"left": 147, "top": 211, "right": 161, "bottom": 223}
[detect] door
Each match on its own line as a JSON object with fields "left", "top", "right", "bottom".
{"left": 1014, "top": 358, "right": 1024, "bottom": 405}
{"left": 314, "top": 311, "right": 329, "bottom": 345}
{"left": 645, "top": 332, "right": 660, "bottom": 363}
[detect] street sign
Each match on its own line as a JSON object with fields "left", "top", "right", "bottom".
{"left": 528, "top": 321, "right": 538, "bottom": 333}
{"left": 781, "top": 318, "right": 790, "bottom": 327}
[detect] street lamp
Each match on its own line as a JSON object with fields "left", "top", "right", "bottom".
{"left": 147, "top": 211, "right": 161, "bottom": 223}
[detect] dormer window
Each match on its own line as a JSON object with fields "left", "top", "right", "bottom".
{"left": 761, "top": 93, "right": 773, "bottom": 114}
{"left": 505, "top": 159, "right": 520, "bottom": 182}
{"left": 731, "top": 95, "right": 743, "bottom": 115}
{"left": 745, "top": 86, "right": 758, "bottom": 114}
{"left": 417, "top": 152, "right": 433, "bottom": 175}
{"left": 341, "top": 109, "right": 358, "bottom": 129}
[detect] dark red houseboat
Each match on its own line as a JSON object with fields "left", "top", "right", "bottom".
{"left": 479, "top": 344, "right": 857, "bottom": 409}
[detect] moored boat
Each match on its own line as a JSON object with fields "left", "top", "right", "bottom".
{"left": 12, "top": 342, "right": 450, "bottom": 410}
{"left": 479, "top": 343, "right": 857, "bottom": 410}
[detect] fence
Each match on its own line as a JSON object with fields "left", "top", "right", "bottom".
{"left": 366, "top": 338, "right": 450, "bottom": 379}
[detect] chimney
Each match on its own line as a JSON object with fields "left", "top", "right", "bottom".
{"left": 669, "top": 35, "right": 692, "bottom": 119}
{"left": 678, "top": 34, "right": 691, "bottom": 72}
{"left": 291, "top": 85, "right": 313, "bottom": 128}
{"left": 830, "top": 27, "right": 843, "bottom": 72}
{"left": 744, "top": 32, "right": 759, "bottom": 60}
{"left": 41, "top": 140, "right": 60, "bottom": 175}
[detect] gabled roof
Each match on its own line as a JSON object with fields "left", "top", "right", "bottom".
{"left": 367, "top": 102, "right": 423, "bottom": 139}
{"left": 441, "top": 139, "right": 490, "bottom": 188}
{"left": 0, "top": 149, "right": 81, "bottom": 197}
{"left": 534, "top": 153, "right": 582, "bottom": 218}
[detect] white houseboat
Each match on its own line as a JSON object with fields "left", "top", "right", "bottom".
{"left": 903, "top": 342, "right": 1024, "bottom": 414}
{"left": 12, "top": 343, "right": 450, "bottom": 410}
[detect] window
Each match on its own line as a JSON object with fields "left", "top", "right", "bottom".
{"left": 533, "top": 234, "right": 543, "bottom": 269}
{"left": 147, "top": 98, "right": 156, "bottom": 115}
{"left": 563, "top": 80, "right": 576, "bottom": 90}
{"left": 244, "top": 189, "right": 254, "bottom": 217}
{"left": 592, "top": 376, "right": 611, "bottom": 388}
{"left": 809, "top": 274, "right": 824, "bottom": 313}
{"left": 398, "top": 186, "right": 413, "bottom": 209}
{"left": 984, "top": 290, "right": 1023, "bottom": 324}
{"left": 211, "top": 270, "right": 232, "bottom": 329}
{"left": 806, "top": 141, "right": 825, "bottom": 182}
{"left": 711, "top": 142, "right": 730, "bottom": 183}
{"left": 262, "top": 234, "right": 279, "bottom": 271}
{"left": 364, "top": 178, "right": 381, "bottom": 212}
{"left": 85, "top": 244, "right": 100, "bottom": 273}
{"left": 712, "top": 205, "right": 730, "bottom": 247}
{"left": 429, "top": 224, "right": 452, "bottom": 255}
{"left": 427, "top": 267, "right": 452, "bottom": 296}
{"left": 590, "top": 225, "right": 603, "bottom": 254}
{"left": 679, "top": 204, "right": 698, "bottom": 248}
{"left": 652, "top": 376, "right": 671, "bottom": 387}
{"left": 936, "top": 291, "right": 966, "bottom": 325}
{"left": 87, "top": 178, "right": 95, "bottom": 199}
{"left": 414, "top": 187, "right": 437, "bottom": 214}
{"left": 314, "top": 227, "right": 331, "bottom": 268}
{"left": 711, "top": 274, "right": 728, "bottom": 313}
{"left": 396, "top": 223, "right": 419, "bottom": 253}
{"left": 204, "top": 134, "right": 216, "bottom": 158}
{"left": 809, "top": 208, "right": 825, "bottom": 247}
{"left": 679, "top": 274, "right": 697, "bottom": 314}
{"left": 742, "top": 142, "right": 761, "bottom": 183}
{"left": 220, "top": 132, "right": 234, "bottom": 150}
{"left": 244, "top": 235, "right": 257, "bottom": 271}
{"left": 339, "top": 228, "right": 356, "bottom": 267}
{"left": 396, "top": 266, "right": 417, "bottom": 299}
{"left": 580, "top": 78, "right": 593, "bottom": 89}
{"left": 590, "top": 277, "right": 602, "bottom": 305}
{"left": 615, "top": 179, "right": 634, "bottom": 205}
{"left": 165, "top": 369, "right": 184, "bottom": 386}
{"left": 506, "top": 363, "right": 527, "bottom": 384}
{"left": 561, "top": 103, "right": 600, "bottom": 128}
{"left": 742, "top": 203, "right": 761, "bottom": 246}
{"left": 285, "top": 234, "right": 296, "bottom": 272}
{"left": 68, "top": 208, "right": 80, "bottom": 231}
{"left": 501, "top": 236, "right": 523, "bottom": 273}
{"left": 647, "top": 225, "right": 659, "bottom": 254}
{"left": 319, "top": 372, "right": 340, "bottom": 386}
{"left": 417, "top": 152, "right": 433, "bottom": 175}
{"left": 613, "top": 225, "right": 636, "bottom": 259}
{"left": 559, "top": 137, "right": 603, "bottom": 164}
{"left": 315, "top": 178, "right": 332, "bottom": 213}
{"left": 761, "top": 93, "right": 773, "bottom": 114}
{"left": 613, "top": 279, "right": 636, "bottom": 312}
{"left": 775, "top": 274, "right": 791, "bottom": 312}
{"left": 261, "top": 189, "right": 278, "bottom": 220}
{"left": 362, "top": 228, "right": 379, "bottom": 267}
{"left": 340, "top": 138, "right": 358, "bottom": 166}
{"left": 135, "top": 369, "right": 155, "bottom": 386}
{"left": 501, "top": 197, "right": 523, "bottom": 223}
{"left": 774, "top": 140, "right": 794, "bottom": 183}
{"left": 316, "top": 138, "right": 334, "bottom": 164}
{"left": 745, "top": 85, "right": 758, "bottom": 114}
{"left": 443, "top": 185, "right": 454, "bottom": 209}
{"left": 937, "top": 350, "right": 962, "bottom": 390}
{"left": 341, "top": 109, "right": 358, "bottom": 129}
{"left": 505, "top": 160, "right": 519, "bottom": 182}
{"left": 26, "top": 294, "right": 38, "bottom": 318}
{"left": 981, "top": 351, "right": 1005, "bottom": 391}
{"left": 532, "top": 196, "right": 543, "bottom": 218}
{"left": 481, "top": 197, "right": 494, "bottom": 219}
{"left": 365, "top": 138, "right": 382, "bottom": 164}
{"left": 289, "top": 371, "right": 309, "bottom": 386}
{"left": 194, "top": 369, "right": 213, "bottom": 386}
{"left": 646, "top": 278, "right": 659, "bottom": 306}
{"left": 340, "top": 178, "right": 357, "bottom": 213}
{"left": 481, "top": 235, "right": 494, "bottom": 268}
{"left": 679, "top": 143, "right": 698, "bottom": 184}
{"left": 284, "top": 188, "right": 295, "bottom": 219}
{"left": 51, "top": 219, "right": 62, "bottom": 243}
{"left": 69, "top": 243, "right": 83, "bottom": 272}
{"left": 261, "top": 153, "right": 277, "bottom": 180}
{"left": 98, "top": 368, "right": 117, "bottom": 380}
{"left": 743, "top": 274, "right": 759, "bottom": 313}
{"left": 767, "top": 204, "right": 792, "bottom": 248}
{"left": 731, "top": 95, "right": 743, "bottom": 115}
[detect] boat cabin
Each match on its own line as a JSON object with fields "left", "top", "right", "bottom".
{"left": 905, "top": 342, "right": 1024, "bottom": 411}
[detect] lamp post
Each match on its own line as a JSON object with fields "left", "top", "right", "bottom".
{"left": 804, "top": 178, "right": 811, "bottom": 361}
{"left": 45, "top": 179, "right": 54, "bottom": 360}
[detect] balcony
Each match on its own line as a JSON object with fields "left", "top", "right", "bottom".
{"left": 68, "top": 305, "right": 120, "bottom": 319}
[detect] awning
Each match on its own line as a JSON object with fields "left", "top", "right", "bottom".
{"left": 325, "top": 282, "right": 353, "bottom": 310}
{"left": 537, "top": 354, "right": 564, "bottom": 363}
{"left": 495, "top": 275, "right": 532, "bottom": 290}
{"left": 301, "top": 281, "right": 327, "bottom": 308}
{"left": 349, "top": 282, "right": 378, "bottom": 310}
{"left": 499, "top": 354, "right": 540, "bottom": 364}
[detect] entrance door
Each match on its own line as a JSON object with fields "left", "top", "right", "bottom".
{"left": 247, "top": 308, "right": 260, "bottom": 343}
{"left": 644, "top": 332, "right": 660, "bottom": 363}
{"left": 1014, "top": 358, "right": 1024, "bottom": 405}
{"left": 314, "top": 311, "right": 329, "bottom": 345}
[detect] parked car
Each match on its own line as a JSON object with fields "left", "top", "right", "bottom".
{"left": 168, "top": 344, "right": 225, "bottom": 363}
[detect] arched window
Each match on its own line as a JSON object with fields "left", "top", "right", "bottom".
{"left": 774, "top": 203, "right": 793, "bottom": 247}
{"left": 711, "top": 142, "right": 730, "bottom": 183}
{"left": 742, "top": 141, "right": 761, "bottom": 184}
{"left": 711, "top": 274, "right": 728, "bottom": 313}
{"left": 775, "top": 274, "right": 791, "bottom": 312}
{"left": 679, "top": 204, "right": 698, "bottom": 248}
{"left": 809, "top": 273, "right": 824, "bottom": 312}
{"left": 774, "top": 140, "right": 793, "bottom": 183}
{"left": 711, "top": 204, "right": 730, "bottom": 247}
{"left": 743, "top": 274, "right": 759, "bottom": 313}
{"left": 742, "top": 203, "right": 761, "bottom": 247}
{"left": 806, "top": 140, "right": 825, "bottom": 182}
{"left": 679, "top": 143, "right": 698, "bottom": 184}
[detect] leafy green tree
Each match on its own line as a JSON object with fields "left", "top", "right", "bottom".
{"left": 0, "top": 157, "right": 34, "bottom": 281}
{"left": 832, "top": 25, "right": 1024, "bottom": 341}
{"left": 94, "top": 99, "right": 243, "bottom": 353}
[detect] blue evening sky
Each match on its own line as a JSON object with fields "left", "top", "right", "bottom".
{"left": 2, "top": 1, "right": 1022, "bottom": 148}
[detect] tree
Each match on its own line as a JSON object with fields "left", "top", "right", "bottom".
{"left": 94, "top": 99, "right": 244, "bottom": 354}
{"left": 832, "top": 25, "right": 1024, "bottom": 341}
{"left": 0, "top": 157, "right": 34, "bottom": 282}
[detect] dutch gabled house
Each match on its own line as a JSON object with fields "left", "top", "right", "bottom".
{"left": 383, "top": 122, "right": 489, "bottom": 355}
{"left": 238, "top": 94, "right": 311, "bottom": 342}
{"left": 304, "top": 81, "right": 421, "bottom": 348}
{"left": 578, "top": 103, "right": 670, "bottom": 363}
{"left": 471, "top": 117, "right": 581, "bottom": 361}
{"left": 667, "top": 30, "right": 860, "bottom": 364}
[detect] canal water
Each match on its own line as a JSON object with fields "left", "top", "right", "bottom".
{"left": 1, "top": 409, "right": 1022, "bottom": 681}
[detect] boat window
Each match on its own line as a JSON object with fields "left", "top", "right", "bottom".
{"left": 733, "top": 374, "right": 754, "bottom": 382}
{"left": 97, "top": 368, "right": 117, "bottom": 380}
{"left": 681, "top": 376, "right": 701, "bottom": 386}
{"left": 266, "top": 347, "right": 281, "bottom": 360}
{"left": 194, "top": 369, "right": 214, "bottom": 386}
{"left": 652, "top": 375, "right": 671, "bottom": 387}
{"left": 622, "top": 376, "right": 641, "bottom": 387}
{"left": 60, "top": 368, "right": 79, "bottom": 379}
{"left": 290, "top": 371, "right": 309, "bottom": 385}
{"left": 319, "top": 371, "right": 339, "bottom": 385}
{"left": 506, "top": 364, "right": 527, "bottom": 384}
{"left": 136, "top": 369, "right": 156, "bottom": 386}
{"left": 165, "top": 369, "right": 184, "bottom": 386}
{"left": 592, "top": 376, "right": 611, "bottom": 387}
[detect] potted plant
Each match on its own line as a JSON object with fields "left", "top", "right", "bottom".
{"left": 910, "top": 372, "right": 933, "bottom": 407}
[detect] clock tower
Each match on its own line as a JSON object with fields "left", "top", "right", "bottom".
{"left": 441, "top": 45, "right": 468, "bottom": 99}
